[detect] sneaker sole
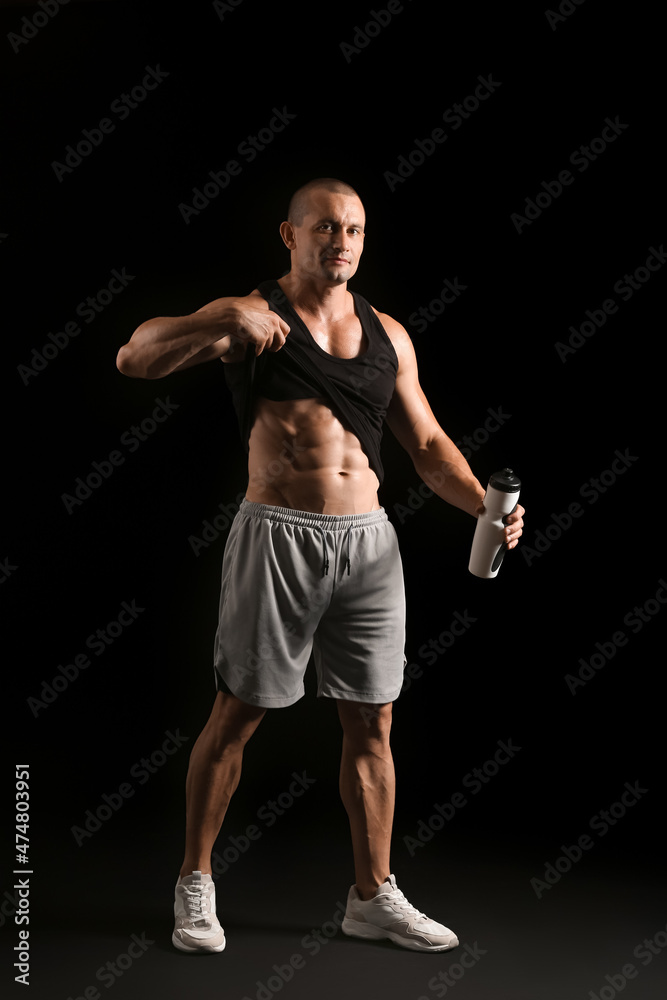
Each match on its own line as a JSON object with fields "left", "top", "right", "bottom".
{"left": 341, "top": 916, "right": 458, "bottom": 953}
{"left": 172, "top": 931, "right": 227, "bottom": 954}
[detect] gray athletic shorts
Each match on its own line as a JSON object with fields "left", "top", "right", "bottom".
{"left": 212, "top": 499, "right": 406, "bottom": 708}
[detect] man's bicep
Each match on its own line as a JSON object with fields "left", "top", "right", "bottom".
{"left": 172, "top": 288, "right": 262, "bottom": 371}
{"left": 193, "top": 288, "right": 261, "bottom": 315}
{"left": 382, "top": 322, "right": 443, "bottom": 455}
{"left": 169, "top": 338, "right": 233, "bottom": 373}
{"left": 385, "top": 374, "right": 441, "bottom": 455}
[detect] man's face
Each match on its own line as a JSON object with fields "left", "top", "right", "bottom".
{"left": 289, "top": 190, "right": 366, "bottom": 285}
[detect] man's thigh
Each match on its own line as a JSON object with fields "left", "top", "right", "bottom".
{"left": 313, "top": 517, "right": 406, "bottom": 704}
{"left": 212, "top": 503, "right": 333, "bottom": 707}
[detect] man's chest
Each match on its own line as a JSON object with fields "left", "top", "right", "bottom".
{"left": 294, "top": 310, "right": 368, "bottom": 359}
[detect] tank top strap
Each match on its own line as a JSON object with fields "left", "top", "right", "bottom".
{"left": 350, "top": 291, "right": 393, "bottom": 353}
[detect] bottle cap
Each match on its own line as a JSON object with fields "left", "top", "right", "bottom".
{"left": 488, "top": 468, "right": 521, "bottom": 493}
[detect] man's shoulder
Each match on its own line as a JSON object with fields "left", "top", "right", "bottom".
{"left": 196, "top": 288, "right": 266, "bottom": 313}
{"left": 358, "top": 303, "right": 417, "bottom": 378}
{"left": 368, "top": 304, "right": 413, "bottom": 350}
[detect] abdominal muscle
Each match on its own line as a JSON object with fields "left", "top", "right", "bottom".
{"left": 244, "top": 396, "right": 381, "bottom": 514}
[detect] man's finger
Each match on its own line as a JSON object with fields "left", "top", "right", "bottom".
{"left": 503, "top": 504, "right": 525, "bottom": 525}
{"left": 268, "top": 333, "right": 286, "bottom": 352}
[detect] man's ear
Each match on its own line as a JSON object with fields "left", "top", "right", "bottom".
{"left": 280, "top": 220, "right": 296, "bottom": 250}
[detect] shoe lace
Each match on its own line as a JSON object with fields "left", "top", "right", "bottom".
{"left": 183, "top": 883, "right": 211, "bottom": 924}
{"left": 385, "top": 886, "right": 427, "bottom": 921}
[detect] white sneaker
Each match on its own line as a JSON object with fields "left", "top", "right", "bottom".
{"left": 342, "top": 874, "right": 459, "bottom": 952}
{"left": 172, "top": 870, "right": 226, "bottom": 953}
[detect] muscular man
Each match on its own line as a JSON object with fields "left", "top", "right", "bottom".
{"left": 116, "top": 177, "right": 525, "bottom": 956}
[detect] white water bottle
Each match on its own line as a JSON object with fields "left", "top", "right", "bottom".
{"left": 469, "top": 468, "right": 521, "bottom": 578}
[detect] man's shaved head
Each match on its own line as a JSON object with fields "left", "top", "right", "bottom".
{"left": 287, "top": 177, "right": 362, "bottom": 227}
{"left": 280, "top": 178, "right": 366, "bottom": 286}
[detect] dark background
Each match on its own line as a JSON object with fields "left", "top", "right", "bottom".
{"left": 3, "top": 1, "right": 665, "bottom": 998}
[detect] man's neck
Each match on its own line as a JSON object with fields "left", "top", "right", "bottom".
{"left": 277, "top": 273, "right": 351, "bottom": 322}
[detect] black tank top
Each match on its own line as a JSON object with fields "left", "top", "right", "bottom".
{"left": 224, "top": 279, "right": 399, "bottom": 483}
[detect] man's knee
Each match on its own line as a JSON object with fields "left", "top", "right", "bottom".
{"left": 338, "top": 699, "right": 393, "bottom": 744}
{"left": 204, "top": 691, "right": 266, "bottom": 755}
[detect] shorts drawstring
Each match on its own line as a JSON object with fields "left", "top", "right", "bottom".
{"left": 313, "top": 525, "right": 330, "bottom": 576}
{"left": 343, "top": 526, "right": 352, "bottom": 575}
{"left": 238, "top": 500, "right": 388, "bottom": 580}
{"left": 314, "top": 524, "right": 352, "bottom": 576}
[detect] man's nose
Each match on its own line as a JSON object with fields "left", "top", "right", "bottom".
{"left": 331, "top": 234, "right": 351, "bottom": 252}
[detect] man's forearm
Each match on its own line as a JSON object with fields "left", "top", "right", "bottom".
{"left": 116, "top": 299, "right": 238, "bottom": 379}
{"left": 412, "top": 434, "right": 486, "bottom": 518}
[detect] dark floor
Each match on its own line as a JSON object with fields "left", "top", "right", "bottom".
{"left": 14, "top": 808, "right": 667, "bottom": 1000}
